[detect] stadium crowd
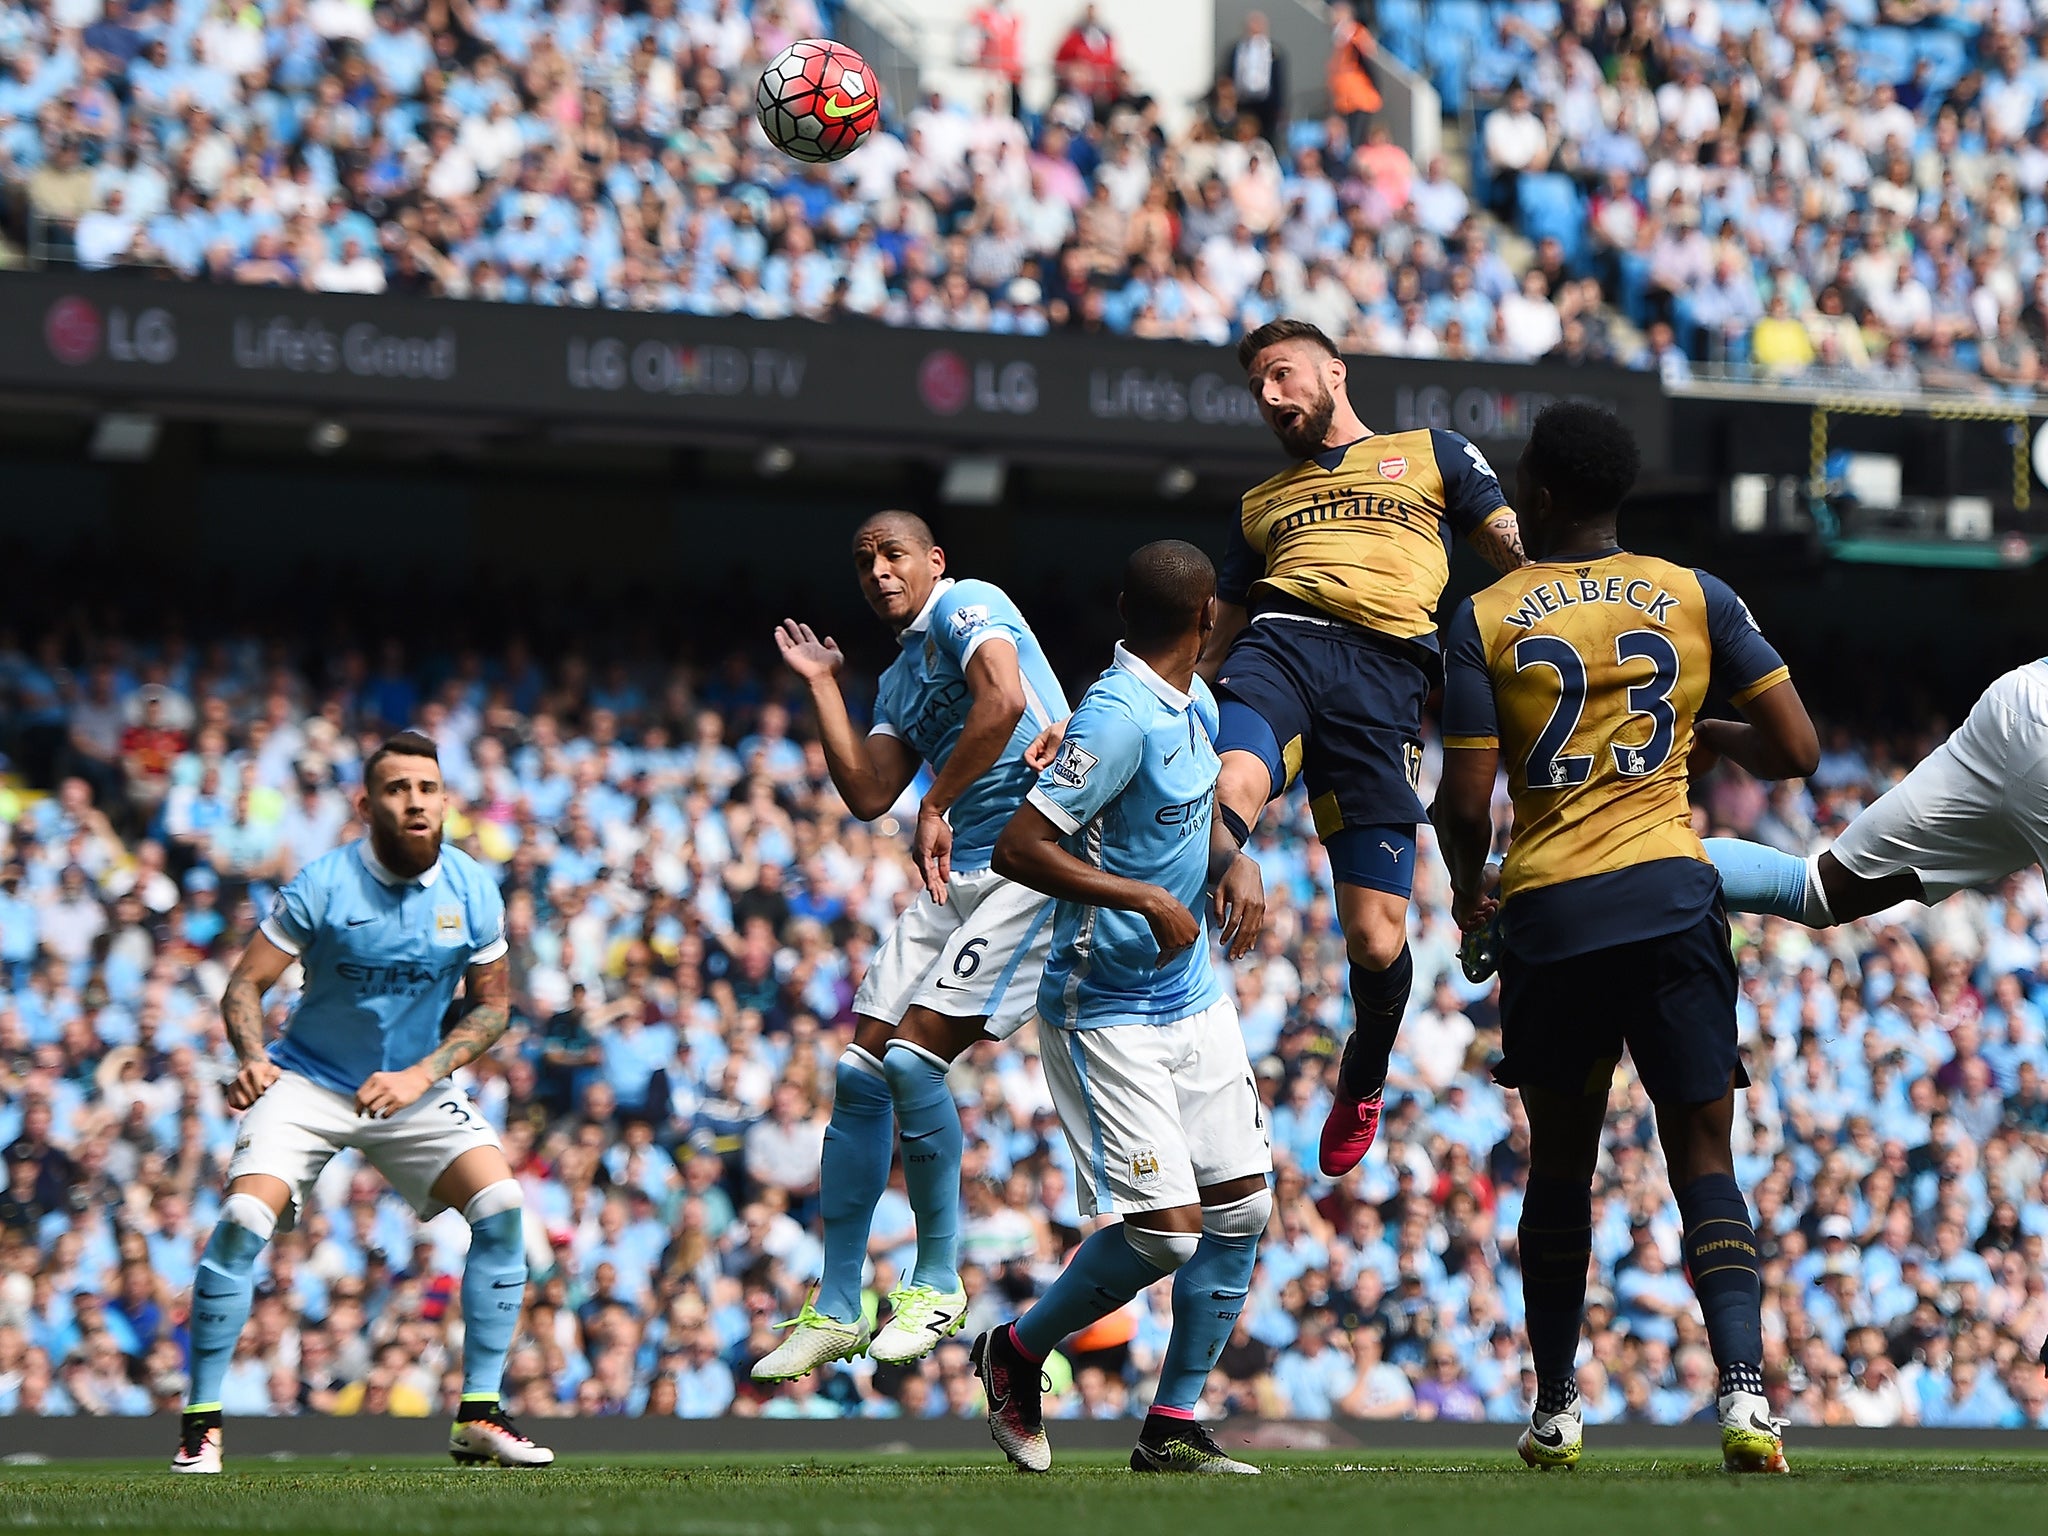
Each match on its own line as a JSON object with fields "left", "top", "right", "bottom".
{"left": 0, "top": 622, "right": 2045, "bottom": 1430}
{"left": 14, "top": 0, "right": 2048, "bottom": 394}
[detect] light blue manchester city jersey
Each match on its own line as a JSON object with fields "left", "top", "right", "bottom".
{"left": 871, "top": 577, "right": 1068, "bottom": 871}
{"left": 260, "top": 841, "right": 509, "bottom": 1095}
{"left": 1027, "top": 645, "right": 1226, "bottom": 1030}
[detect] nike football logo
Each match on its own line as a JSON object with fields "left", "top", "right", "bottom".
{"left": 492, "top": 1279, "right": 525, "bottom": 1289}
{"left": 1379, "top": 841, "right": 1405, "bottom": 860}
{"left": 1164, "top": 747, "right": 1182, "bottom": 764}
{"left": 347, "top": 916, "right": 375, "bottom": 927}
{"left": 934, "top": 978, "right": 971, "bottom": 991}
{"left": 820, "top": 94, "right": 869, "bottom": 119}
{"left": 1532, "top": 1422, "right": 1566, "bottom": 1447}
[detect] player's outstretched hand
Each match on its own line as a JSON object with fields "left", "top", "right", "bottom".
{"left": 1023, "top": 716, "right": 1069, "bottom": 770}
{"left": 774, "top": 619, "right": 845, "bottom": 681}
{"left": 356, "top": 1066, "right": 434, "bottom": 1119}
{"left": 224, "top": 1059, "right": 281, "bottom": 1111}
{"left": 1213, "top": 852, "right": 1265, "bottom": 960}
{"left": 914, "top": 802, "right": 953, "bottom": 904}
{"left": 1140, "top": 888, "right": 1202, "bottom": 965}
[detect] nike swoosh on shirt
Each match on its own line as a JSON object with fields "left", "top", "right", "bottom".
{"left": 1164, "top": 747, "right": 1183, "bottom": 764}
{"left": 346, "top": 916, "right": 375, "bottom": 927}
{"left": 492, "top": 1279, "right": 526, "bottom": 1289}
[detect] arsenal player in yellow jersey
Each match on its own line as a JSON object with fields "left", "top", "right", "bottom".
{"left": 1208, "top": 319, "right": 1529, "bottom": 1178}
{"left": 1433, "top": 401, "right": 1817, "bottom": 1474}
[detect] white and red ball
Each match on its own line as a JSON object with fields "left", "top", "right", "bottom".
{"left": 755, "top": 38, "right": 881, "bottom": 163}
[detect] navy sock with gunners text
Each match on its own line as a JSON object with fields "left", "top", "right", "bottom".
{"left": 1678, "top": 1173, "right": 1765, "bottom": 1374}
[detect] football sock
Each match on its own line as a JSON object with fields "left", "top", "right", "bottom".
{"left": 1153, "top": 1190, "right": 1269, "bottom": 1415}
{"left": 460, "top": 1182, "right": 528, "bottom": 1399}
{"left": 1720, "top": 1361, "right": 1765, "bottom": 1399}
{"left": 816, "top": 1048, "right": 895, "bottom": 1323}
{"left": 1013, "top": 1224, "right": 1177, "bottom": 1362}
{"left": 1518, "top": 1174, "right": 1593, "bottom": 1389}
{"left": 1677, "top": 1173, "right": 1765, "bottom": 1375}
{"left": 1339, "top": 944, "right": 1412, "bottom": 1098}
{"left": 186, "top": 1192, "right": 276, "bottom": 1410}
{"left": 1535, "top": 1375, "right": 1580, "bottom": 1415}
{"left": 884, "top": 1040, "right": 964, "bottom": 1295}
{"left": 1703, "top": 838, "right": 1833, "bottom": 926}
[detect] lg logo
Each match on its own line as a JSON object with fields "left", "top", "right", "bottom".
{"left": 44, "top": 296, "right": 177, "bottom": 366}
{"left": 917, "top": 348, "right": 1037, "bottom": 416}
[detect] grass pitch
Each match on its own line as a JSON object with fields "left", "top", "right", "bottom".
{"left": 4, "top": 1452, "right": 2045, "bottom": 1536}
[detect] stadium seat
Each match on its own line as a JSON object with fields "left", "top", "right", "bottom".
{"left": 1718, "top": 0, "right": 1767, "bottom": 38}
{"left": 1854, "top": 28, "right": 1914, "bottom": 86}
{"left": 1917, "top": 31, "right": 1968, "bottom": 92}
{"left": 1517, "top": 172, "right": 1585, "bottom": 268}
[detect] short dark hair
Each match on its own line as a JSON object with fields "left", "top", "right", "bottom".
{"left": 852, "top": 509, "right": 935, "bottom": 550}
{"left": 1120, "top": 540, "right": 1216, "bottom": 648}
{"left": 1519, "top": 402, "right": 1641, "bottom": 519}
{"left": 362, "top": 731, "right": 440, "bottom": 789}
{"left": 1237, "top": 317, "right": 1340, "bottom": 374}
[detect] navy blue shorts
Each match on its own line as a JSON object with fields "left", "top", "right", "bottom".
{"left": 1493, "top": 906, "right": 1747, "bottom": 1106}
{"left": 1215, "top": 614, "right": 1430, "bottom": 843}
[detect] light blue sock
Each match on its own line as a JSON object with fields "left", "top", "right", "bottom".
{"left": 1704, "top": 838, "right": 1826, "bottom": 923}
{"left": 186, "top": 1199, "right": 273, "bottom": 1410}
{"left": 1013, "top": 1224, "right": 1171, "bottom": 1361}
{"left": 460, "top": 1192, "right": 528, "bottom": 1399}
{"left": 1153, "top": 1201, "right": 1266, "bottom": 1414}
{"left": 883, "top": 1041, "right": 965, "bottom": 1295}
{"left": 816, "top": 1050, "right": 895, "bottom": 1324}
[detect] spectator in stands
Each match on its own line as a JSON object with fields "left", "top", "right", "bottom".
{"left": 1326, "top": 2, "right": 1381, "bottom": 148}
{"left": 1222, "top": 10, "right": 1286, "bottom": 147}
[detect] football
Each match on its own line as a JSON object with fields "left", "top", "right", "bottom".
{"left": 755, "top": 38, "right": 881, "bottom": 164}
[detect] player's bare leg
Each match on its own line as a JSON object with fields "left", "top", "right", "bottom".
{"left": 435, "top": 1147, "right": 553, "bottom": 1467}
{"left": 174, "top": 1173, "right": 292, "bottom": 1473}
{"left": 1319, "top": 881, "right": 1412, "bottom": 1177}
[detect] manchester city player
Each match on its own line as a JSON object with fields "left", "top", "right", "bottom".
{"left": 174, "top": 733, "right": 550, "bottom": 1473}
{"left": 1434, "top": 403, "right": 1820, "bottom": 1474}
{"left": 759, "top": 511, "right": 1069, "bottom": 1380}
{"left": 973, "top": 541, "right": 1271, "bottom": 1476}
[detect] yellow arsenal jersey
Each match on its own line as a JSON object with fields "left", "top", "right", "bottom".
{"left": 1440, "top": 551, "right": 1791, "bottom": 960}
{"left": 1217, "top": 428, "right": 1512, "bottom": 645}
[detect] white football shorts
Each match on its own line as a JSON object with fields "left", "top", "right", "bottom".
{"left": 852, "top": 865, "right": 1053, "bottom": 1041}
{"left": 226, "top": 1068, "right": 502, "bottom": 1223}
{"left": 1831, "top": 660, "right": 2048, "bottom": 902}
{"left": 1040, "top": 996, "right": 1273, "bottom": 1216}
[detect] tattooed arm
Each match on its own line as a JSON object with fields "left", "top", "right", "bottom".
{"left": 222, "top": 933, "right": 295, "bottom": 1110}
{"left": 354, "top": 957, "right": 513, "bottom": 1119}
{"left": 1468, "top": 507, "right": 1529, "bottom": 574}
